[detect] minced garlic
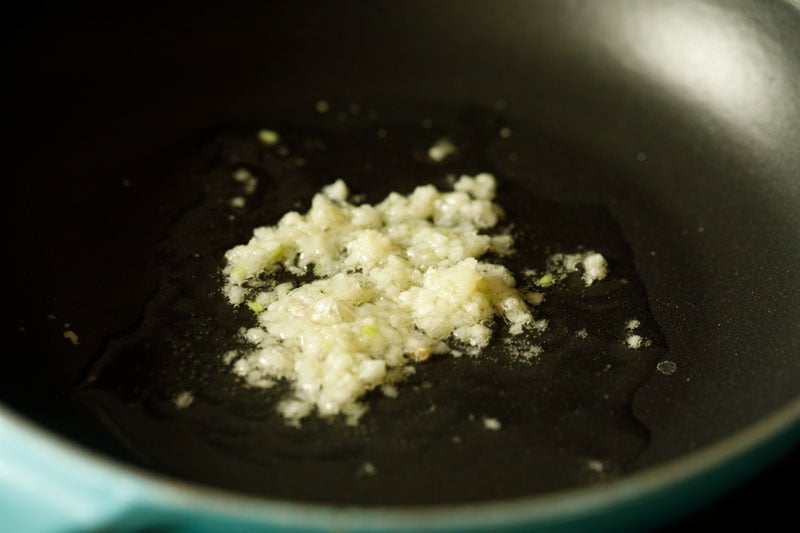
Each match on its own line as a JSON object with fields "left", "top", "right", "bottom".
{"left": 223, "top": 174, "right": 534, "bottom": 425}
{"left": 526, "top": 251, "right": 609, "bottom": 288}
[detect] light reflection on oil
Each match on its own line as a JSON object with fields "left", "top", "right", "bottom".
{"left": 602, "top": 1, "right": 793, "bottom": 145}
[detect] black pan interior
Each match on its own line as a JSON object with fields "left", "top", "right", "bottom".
{"left": 5, "top": 0, "right": 800, "bottom": 505}
{"left": 62, "top": 119, "right": 671, "bottom": 504}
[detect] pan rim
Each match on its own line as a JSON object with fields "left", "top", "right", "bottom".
{"left": 1, "top": 395, "right": 798, "bottom": 530}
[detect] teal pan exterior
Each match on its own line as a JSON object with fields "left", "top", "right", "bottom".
{"left": 1, "top": 401, "right": 798, "bottom": 533}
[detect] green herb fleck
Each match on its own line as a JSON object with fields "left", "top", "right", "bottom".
{"left": 247, "top": 301, "right": 265, "bottom": 313}
{"left": 537, "top": 273, "right": 555, "bottom": 287}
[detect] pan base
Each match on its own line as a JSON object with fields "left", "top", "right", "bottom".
{"left": 77, "top": 115, "right": 669, "bottom": 505}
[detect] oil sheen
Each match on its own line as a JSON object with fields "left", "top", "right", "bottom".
{"left": 76, "top": 116, "right": 669, "bottom": 505}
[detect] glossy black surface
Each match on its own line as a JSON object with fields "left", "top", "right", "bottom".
{"left": 62, "top": 123, "right": 670, "bottom": 503}
{"left": 4, "top": 0, "right": 800, "bottom": 523}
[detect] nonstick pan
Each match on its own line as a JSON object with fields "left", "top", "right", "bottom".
{"left": 3, "top": 1, "right": 800, "bottom": 531}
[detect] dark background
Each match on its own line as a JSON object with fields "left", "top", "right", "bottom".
{"left": 665, "top": 446, "right": 798, "bottom": 529}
